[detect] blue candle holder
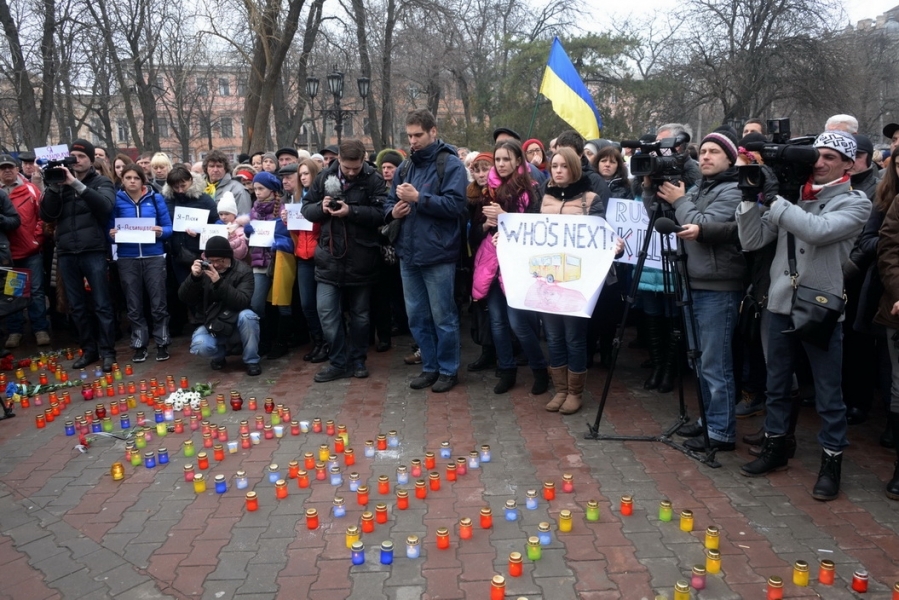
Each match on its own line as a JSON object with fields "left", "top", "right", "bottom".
{"left": 380, "top": 541, "right": 394, "bottom": 565}
{"left": 351, "top": 542, "right": 365, "bottom": 565}
{"left": 158, "top": 448, "right": 169, "bottom": 465}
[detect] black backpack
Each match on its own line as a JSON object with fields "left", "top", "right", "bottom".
{"left": 397, "top": 149, "right": 450, "bottom": 190}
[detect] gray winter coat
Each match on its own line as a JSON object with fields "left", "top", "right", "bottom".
{"left": 211, "top": 174, "right": 252, "bottom": 216}
{"left": 736, "top": 179, "right": 869, "bottom": 317}
{"left": 666, "top": 168, "right": 746, "bottom": 292}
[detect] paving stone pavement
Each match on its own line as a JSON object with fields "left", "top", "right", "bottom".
{"left": 0, "top": 328, "right": 897, "bottom": 599}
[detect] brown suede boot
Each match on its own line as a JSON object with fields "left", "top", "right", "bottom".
{"left": 560, "top": 370, "right": 586, "bottom": 414}
{"left": 545, "top": 366, "right": 568, "bottom": 411}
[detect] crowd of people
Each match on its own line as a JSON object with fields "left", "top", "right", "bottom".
{"left": 4, "top": 108, "right": 899, "bottom": 502}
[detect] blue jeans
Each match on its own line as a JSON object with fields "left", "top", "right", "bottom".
{"left": 765, "top": 311, "right": 847, "bottom": 451}
{"left": 685, "top": 290, "right": 741, "bottom": 443}
{"left": 486, "top": 282, "right": 547, "bottom": 371}
{"left": 400, "top": 261, "right": 460, "bottom": 376}
{"left": 58, "top": 251, "right": 116, "bottom": 358}
{"left": 317, "top": 283, "right": 370, "bottom": 370}
{"left": 543, "top": 313, "right": 588, "bottom": 372}
{"left": 7, "top": 252, "right": 49, "bottom": 334}
{"left": 297, "top": 259, "right": 322, "bottom": 337}
{"left": 252, "top": 273, "right": 271, "bottom": 317}
{"left": 189, "top": 309, "right": 260, "bottom": 365}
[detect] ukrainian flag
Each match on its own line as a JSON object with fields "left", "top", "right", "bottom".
{"left": 539, "top": 38, "right": 602, "bottom": 139}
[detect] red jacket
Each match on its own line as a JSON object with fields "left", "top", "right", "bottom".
{"left": 8, "top": 179, "right": 43, "bottom": 260}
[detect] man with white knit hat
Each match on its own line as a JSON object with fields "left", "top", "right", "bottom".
{"left": 645, "top": 125, "right": 747, "bottom": 453}
{"left": 736, "top": 129, "right": 869, "bottom": 501}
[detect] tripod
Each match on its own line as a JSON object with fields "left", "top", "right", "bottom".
{"left": 585, "top": 197, "right": 720, "bottom": 468}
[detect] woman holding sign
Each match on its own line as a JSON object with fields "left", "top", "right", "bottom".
{"left": 108, "top": 165, "right": 173, "bottom": 362}
{"left": 536, "top": 147, "right": 624, "bottom": 414}
{"left": 473, "top": 140, "right": 548, "bottom": 396}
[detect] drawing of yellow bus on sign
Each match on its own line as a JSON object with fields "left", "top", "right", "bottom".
{"left": 529, "top": 253, "right": 581, "bottom": 283}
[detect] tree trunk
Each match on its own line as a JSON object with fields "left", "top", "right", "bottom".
{"left": 348, "top": 0, "right": 381, "bottom": 150}
{"left": 0, "top": 0, "right": 43, "bottom": 147}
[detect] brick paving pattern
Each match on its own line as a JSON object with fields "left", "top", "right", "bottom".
{"left": 0, "top": 331, "right": 896, "bottom": 599}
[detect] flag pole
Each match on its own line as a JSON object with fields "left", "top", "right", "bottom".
{"left": 526, "top": 93, "right": 542, "bottom": 140}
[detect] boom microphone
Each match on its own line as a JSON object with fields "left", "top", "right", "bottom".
{"left": 654, "top": 217, "right": 684, "bottom": 234}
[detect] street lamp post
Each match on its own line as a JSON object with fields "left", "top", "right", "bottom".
{"left": 306, "top": 72, "right": 370, "bottom": 146}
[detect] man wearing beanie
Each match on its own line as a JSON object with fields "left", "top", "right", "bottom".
{"left": 178, "top": 235, "right": 261, "bottom": 375}
{"left": 849, "top": 134, "right": 878, "bottom": 200}
{"left": 40, "top": 139, "right": 117, "bottom": 371}
{"left": 737, "top": 129, "right": 868, "bottom": 500}
{"left": 646, "top": 125, "right": 746, "bottom": 453}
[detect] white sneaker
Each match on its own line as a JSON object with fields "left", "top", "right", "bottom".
{"left": 5, "top": 333, "right": 22, "bottom": 349}
{"left": 35, "top": 331, "right": 51, "bottom": 346}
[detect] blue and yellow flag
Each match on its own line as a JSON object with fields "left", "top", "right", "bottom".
{"left": 539, "top": 38, "right": 602, "bottom": 139}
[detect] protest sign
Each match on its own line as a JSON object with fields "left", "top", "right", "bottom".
{"left": 248, "top": 220, "right": 276, "bottom": 247}
{"left": 33, "top": 145, "right": 70, "bottom": 161}
{"left": 199, "top": 225, "right": 228, "bottom": 250}
{"left": 286, "top": 204, "right": 313, "bottom": 231}
{"left": 605, "top": 198, "right": 677, "bottom": 270}
{"left": 496, "top": 213, "right": 617, "bottom": 318}
{"left": 114, "top": 218, "right": 156, "bottom": 244}
{"left": 172, "top": 206, "right": 210, "bottom": 232}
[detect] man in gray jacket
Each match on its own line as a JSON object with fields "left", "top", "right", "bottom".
{"left": 648, "top": 127, "right": 746, "bottom": 452}
{"left": 203, "top": 150, "right": 251, "bottom": 216}
{"left": 736, "top": 130, "right": 869, "bottom": 501}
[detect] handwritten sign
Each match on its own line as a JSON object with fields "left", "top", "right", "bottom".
{"left": 172, "top": 206, "right": 210, "bottom": 232}
{"left": 286, "top": 204, "right": 313, "bottom": 231}
{"left": 34, "top": 145, "right": 71, "bottom": 161}
{"left": 606, "top": 198, "right": 676, "bottom": 270}
{"left": 496, "top": 213, "right": 617, "bottom": 318}
{"left": 199, "top": 225, "right": 228, "bottom": 250}
{"left": 248, "top": 220, "right": 276, "bottom": 247}
{"left": 114, "top": 218, "right": 156, "bottom": 244}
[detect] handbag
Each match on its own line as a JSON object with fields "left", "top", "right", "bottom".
{"left": 207, "top": 307, "right": 239, "bottom": 339}
{"left": 781, "top": 233, "right": 845, "bottom": 349}
{"left": 737, "top": 290, "right": 763, "bottom": 346}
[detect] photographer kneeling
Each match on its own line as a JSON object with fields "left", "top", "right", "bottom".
{"left": 736, "top": 131, "right": 868, "bottom": 500}
{"left": 645, "top": 127, "right": 746, "bottom": 452}
{"left": 178, "top": 236, "right": 262, "bottom": 376}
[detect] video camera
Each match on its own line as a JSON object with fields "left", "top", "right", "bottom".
{"left": 40, "top": 156, "right": 77, "bottom": 185}
{"left": 737, "top": 118, "right": 817, "bottom": 203}
{"left": 622, "top": 132, "right": 691, "bottom": 191}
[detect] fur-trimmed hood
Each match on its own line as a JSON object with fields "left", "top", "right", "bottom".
{"left": 162, "top": 172, "right": 207, "bottom": 200}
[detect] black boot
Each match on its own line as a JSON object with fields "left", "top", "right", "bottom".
{"left": 304, "top": 334, "right": 323, "bottom": 362}
{"left": 812, "top": 450, "right": 842, "bottom": 501}
{"left": 531, "top": 368, "right": 549, "bottom": 395}
{"left": 741, "top": 434, "right": 790, "bottom": 477}
{"left": 494, "top": 369, "right": 517, "bottom": 394}
{"left": 310, "top": 341, "right": 330, "bottom": 363}
{"left": 657, "top": 319, "right": 680, "bottom": 394}
{"left": 742, "top": 426, "right": 764, "bottom": 447}
{"left": 748, "top": 434, "right": 796, "bottom": 459}
{"left": 467, "top": 346, "right": 497, "bottom": 372}
{"left": 643, "top": 316, "right": 665, "bottom": 390}
{"left": 886, "top": 412, "right": 899, "bottom": 500}
{"left": 882, "top": 420, "right": 896, "bottom": 449}
{"left": 266, "top": 316, "right": 293, "bottom": 360}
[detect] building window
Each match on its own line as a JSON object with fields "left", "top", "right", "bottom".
{"left": 237, "top": 78, "right": 248, "bottom": 96}
{"left": 343, "top": 117, "right": 354, "bottom": 137}
{"left": 219, "top": 78, "right": 230, "bottom": 96}
{"left": 117, "top": 119, "right": 129, "bottom": 144}
{"left": 91, "top": 118, "right": 102, "bottom": 145}
{"left": 362, "top": 117, "right": 371, "bottom": 136}
{"left": 154, "top": 76, "right": 164, "bottom": 90}
{"left": 199, "top": 117, "right": 211, "bottom": 138}
{"left": 221, "top": 117, "right": 233, "bottom": 138}
{"left": 197, "top": 78, "right": 208, "bottom": 96}
{"left": 157, "top": 118, "right": 169, "bottom": 138}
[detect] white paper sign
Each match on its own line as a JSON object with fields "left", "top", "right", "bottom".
{"left": 34, "top": 145, "right": 71, "bottom": 161}
{"left": 172, "top": 206, "right": 210, "bottom": 232}
{"left": 114, "top": 218, "right": 156, "bottom": 244}
{"left": 496, "top": 213, "right": 617, "bottom": 318}
{"left": 248, "top": 220, "right": 276, "bottom": 247}
{"left": 286, "top": 204, "right": 313, "bottom": 231}
{"left": 199, "top": 225, "right": 228, "bottom": 250}
{"left": 605, "top": 198, "right": 677, "bottom": 270}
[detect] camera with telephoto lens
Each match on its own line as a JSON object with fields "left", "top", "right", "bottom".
{"left": 622, "top": 132, "right": 691, "bottom": 190}
{"left": 737, "top": 119, "right": 817, "bottom": 203}
{"left": 41, "top": 156, "right": 77, "bottom": 185}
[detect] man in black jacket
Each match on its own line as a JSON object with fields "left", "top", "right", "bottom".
{"left": 302, "top": 139, "right": 387, "bottom": 382}
{"left": 39, "top": 139, "right": 116, "bottom": 371}
{"left": 178, "top": 236, "right": 261, "bottom": 376}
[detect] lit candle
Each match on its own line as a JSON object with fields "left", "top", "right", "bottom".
{"left": 793, "top": 560, "right": 809, "bottom": 587}
{"left": 330, "top": 467, "right": 343, "bottom": 486}
{"left": 818, "top": 559, "right": 835, "bottom": 585}
{"left": 446, "top": 462, "right": 457, "bottom": 482}
{"left": 158, "top": 448, "right": 169, "bottom": 465}
{"left": 456, "top": 457, "right": 467, "bottom": 476}
{"left": 490, "top": 575, "right": 505, "bottom": 600}
{"left": 214, "top": 474, "right": 227, "bottom": 494}
{"left": 508, "top": 552, "right": 522, "bottom": 577}
{"left": 360, "top": 511, "right": 374, "bottom": 533}
{"left": 414, "top": 480, "right": 427, "bottom": 500}
{"left": 679, "top": 510, "right": 693, "bottom": 532}
{"left": 527, "top": 536, "right": 541, "bottom": 561}
{"left": 275, "top": 479, "right": 288, "bottom": 500}
{"left": 440, "top": 441, "right": 451, "bottom": 458}
{"left": 345, "top": 525, "right": 360, "bottom": 548}
{"left": 387, "top": 430, "right": 399, "bottom": 447}
{"left": 851, "top": 570, "right": 868, "bottom": 593}
{"left": 480, "top": 507, "right": 493, "bottom": 529}
{"left": 558, "top": 509, "right": 572, "bottom": 533}
{"left": 268, "top": 464, "right": 281, "bottom": 484}
{"left": 235, "top": 470, "right": 248, "bottom": 489}
{"left": 405, "top": 535, "right": 420, "bottom": 559}
{"left": 183, "top": 464, "right": 195, "bottom": 482}
{"left": 436, "top": 527, "right": 450, "bottom": 550}
{"left": 379, "top": 541, "right": 394, "bottom": 565}
{"left": 351, "top": 541, "right": 365, "bottom": 566}
{"left": 468, "top": 451, "right": 479, "bottom": 470}
{"left": 348, "top": 472, "right": 360, "bottom": 491}
{"left": 144, "top": 451, "right": 156, "bottom": 469}
{"left": 659, "top": 499, "right": 673, "bottom": 522}
{"left": 344, "top": 448, "right": 355, "bottom": 466}
{"left": 396, "top": 466, "right": 409, "bottom": 485}
{"left": 586, "top": 500, "right": 600, "bottom": 522}
{"left": 479, "top": 444, "right": 491, "bottom": 462}
{"left": 396, "top": 488, "right": 409, "bottom": 510}
{"left": 378, "top": 475, "right": 390, "bottom": 494}
{"left": 691, "top": 565, "right": 706, "bottom": 590}
{"left": 537, "top": 522, "right": 552, "bottom": 545}
{"left": 193, "top": 473, "right": 206, "bottom": 493}
{"left": 766, "top": 576, "right": 783, "bottom": 600}
{"left": 504, "top": 499, "right": 518, "bottom": 522}
{"left": 305, "top": 508, "right": 319, "bottom": 530}
{"left": 706, "top": 549, "right": 721, "bottom": 574}
{"left": 357, "top": 485, "right": 369, "bottom": 506}
{"left": 526, "top": 490, "right": 538, "bottom": 510}
{"left": 705, "top": 525, "right": 719, "bottom": 549}
{"left": 429, "top": 472, "right": 440, "bottom": 491}
{"left": 332, "top": 497, "right": 346, "bottom": 518}
{"left": 459, "top": 517, "right": 472, "bottom": 539}
{"left": 245, "top": 491, "right": 258, "bottom": 511}
{"left": 543, "top": 481, "right": 556, "bottom": 501}
{"left": 674, "top": 580, "right": 690, "bottom": 600}
{"left": 621, "top": 495, "right": 633, "bottom": 516}
{"left": 376, "top": 434, "right": 387, "bottom": 450}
